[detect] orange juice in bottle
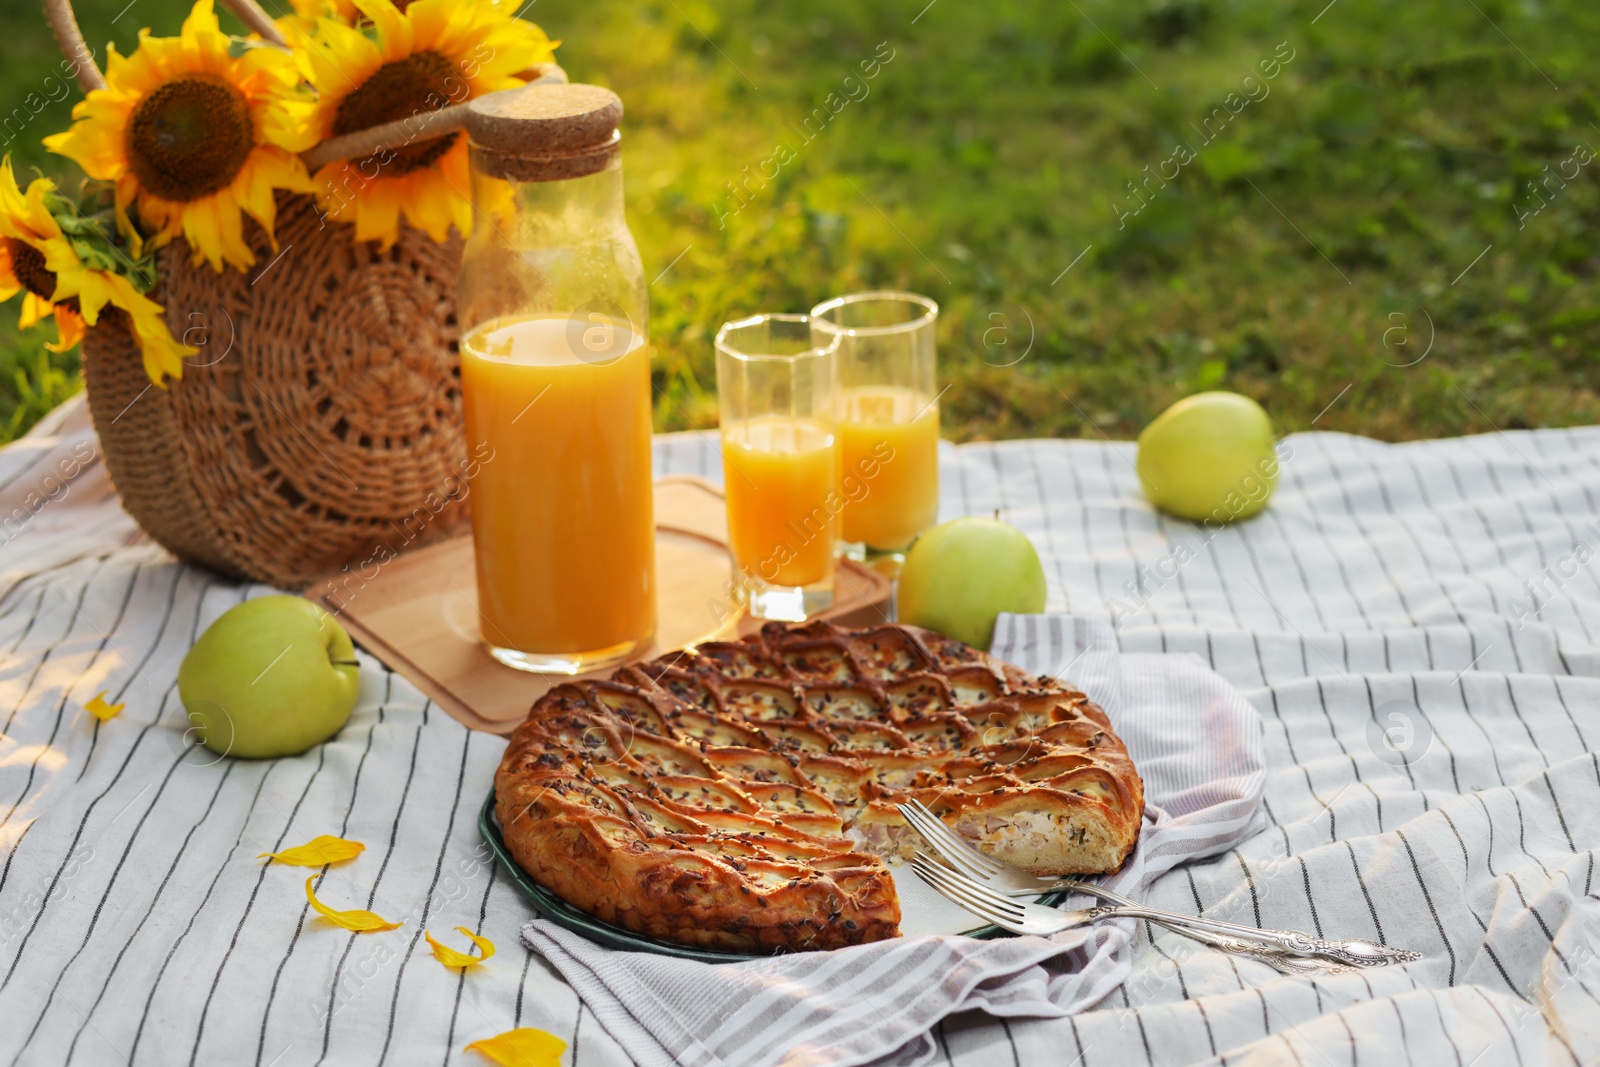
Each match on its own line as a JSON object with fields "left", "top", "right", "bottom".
{"left": 462, "top": 316, "right": 655, "bottom": 668}
{"left": 457, "top": 84, "right": 655, "bottom": 672}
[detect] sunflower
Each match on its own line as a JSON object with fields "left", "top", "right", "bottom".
{"left": 301, "top": 0, "right": 557, "bottom": 248}
{"left": 43, "top": 0, "right": 316, "bottom": 273}
{"left": 279, "top": 0, "right": 360, "bottom": 39}
{"left": 0, "top": 159, "right": 194, "bottom": 387}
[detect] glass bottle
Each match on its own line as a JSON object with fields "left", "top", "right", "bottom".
{"left": 457, "top": 83, "right": 655, "bottom": 674}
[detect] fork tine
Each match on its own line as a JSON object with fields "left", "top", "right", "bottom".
{"left": 899, "top": 800, "right": 1004, "bottom": 876}
{"left": 911, "top": 857, "right": 1019, "bottom": 928}
{"left": 912, "top": 853, "right": 1028, "bottom": 925}
{"left": 913, "top": 853, "right": 1028, "bottom": 922}
{"left": 903, "top": 799, "right": 1002, "bottom": 874}
{"left": 899, "top": 805, "right": 995, "bottom": 882}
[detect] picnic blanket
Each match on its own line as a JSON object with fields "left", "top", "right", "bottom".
{"left": 2, "top": 396, "right": 1598, "bottom": 1066}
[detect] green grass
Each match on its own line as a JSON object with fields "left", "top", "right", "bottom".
{"left": 4, "top": 0, "right": 1599, "bottom": 443}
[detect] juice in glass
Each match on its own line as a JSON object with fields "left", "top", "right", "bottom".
{"left": 461, "top": 314, "right": 656, "bottom": 671}
{"left": 835, "top": 385, "right": 940, "bottom": 551}
{"left": 810, "top": 292, "right": 941, "bottom": 560}
{"left": 715, "top": 313, "right": 839, "bottom": 620}
{"left": 723, "top": 416, "right": 838, "bottom": 588}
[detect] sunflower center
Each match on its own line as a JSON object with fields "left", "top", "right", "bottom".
{"left": 5, "top": 238, "right": 55, "bottom": 301}
{"left": 127, "top": 74, "right": 256, "bottom": 202}
{"left": 332, "top": 51, "right": 462, "bottom": 177}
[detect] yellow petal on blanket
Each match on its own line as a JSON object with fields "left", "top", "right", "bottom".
{"left": 465, "top": 1028, "right": 565, "bottom": 1067}
{"left": 259, "top": 835, "right": 365, "bottom": 867}
{"left": 85, "top": 692, "right": 124, "bottom": 722}
{"left": 304, "top": 876, "right": 401, "bottom": 932}
{"left": 426, "top": 926, "right": 496, "bottom": 968}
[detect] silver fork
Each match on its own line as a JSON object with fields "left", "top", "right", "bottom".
{"left": 899, "top": 800, "right": 1420, "bottom": 969}
{"left": 911, "top": 853, "right": 1392, "bottom": 977}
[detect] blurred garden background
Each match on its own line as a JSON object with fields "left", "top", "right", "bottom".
{"left": 3, "top": 0, "right": 1598, "bottom": 443}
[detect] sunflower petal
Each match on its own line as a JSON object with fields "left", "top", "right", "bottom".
{"left": 85, "top": 691, "right": 124, "bottom": 721}
{"left": 464, "top": 1029, "right": 565, "bottom": 1067}
{"left": 46, "top": 305, "right": 85, "bottom": 353}
{"left": 304, "top": 875, "right": 402, "bottom": 931}
{"left": 426, "top": 926, "right": 496, "bottom": 968}
{"left": 259, "top": 835, "right": 365, "bottom": 867}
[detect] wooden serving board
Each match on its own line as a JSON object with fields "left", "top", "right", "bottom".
{"left": 305, "top": 476, "right": 893, "bottom": 734}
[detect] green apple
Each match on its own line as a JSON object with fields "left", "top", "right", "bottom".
{"left": 178, "top": 596, "right": 360, "bottom": 759}
{"left": 897, "top": 517, "right": 1047, "bottom": 650}
{"left": 1137, "top": 391, "right": 1279, "bottom": 523}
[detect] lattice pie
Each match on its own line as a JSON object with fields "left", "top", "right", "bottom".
{"left": 494, "top": 621, "right": 1143, "bottom": 953}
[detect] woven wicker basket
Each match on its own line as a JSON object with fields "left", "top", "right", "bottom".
{"left": 45, "top": 0, "right": 548, "bottom": 588}
{"left": 82, "top": 196, "right": 469, "bottom": 588}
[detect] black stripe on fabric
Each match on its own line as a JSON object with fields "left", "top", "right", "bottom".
{"left": 998, "top": 1018, "right": 1021, "bottom": 1067}
{"left": 1548, "top": 678, "right": 1589, "bottom": 751}
{"left": 1364, "top": 677, "right": 1420, "bottom": 800}
{"left": 1232, "top": 852, "right": 1263, "bottom": 928}
{"left": 1025, "top": 443, "right": 1072, "bottom": 615}
{"left": 1274, "top": 1032, "right": 1311, "bottom": 1067}
{"left": 1333, "top": 1006, "right": 1361, "bottom": 1067}
{"left": 373, "top": 725, "right": 474, "bottom": 1066}
{"left": 935, "top": 1019, "right": 955, "bottom": 1067}
{"left": 1497, "top": 677, "right": 1553, "bottom": 776}
{"left": 1505, "top": 791, "right": 1555, "bottom": 881}
{"left": 1501, "top": 871, "right": 1600, "bottom": 1012}
{"left": 58, "top": 759, "right": 239, "bottom": 1066}
{"left": 1262, "top": 507, "right": 1331, "bottom": 633}
{"left": 513, "top": 950, "right": 532, "bottom": 1027}
{"left": 1362, "top": 455, "right": 1469, "bottom": 628}
{"left": 1341, "top": 842, "right": 1387, "bottom": 950}
{"left": 1421, "top": 987, "right": 1466, "bottom": 1067}
{"left": 312, "top": 704, "right": 427, "bottom": 1066}
{"left": 1066, "top": 1015, "right": 1088, "bottom": 1067}
{"left": 127, "top": 763, "right": 277, "bottom": 1063}
{"left": 1325, "top": 459, "right": 1417, "bottom": 627}
{"left": 1455, "top": 680, "right": 1511, "bottom": 789}
{"left": 10, "top": 744, "right": 193, "bottom": 1061}
{"left": 1131, "top": 1012, "right": 1156, "bottom": 1067}
{"left": 76, "top": 564, "right": 189, "bottom": 780}
{"left": 185, "top": 744, "right": 332, "bottom": 1066}
{"left": 1394, "top": 828, "right": 1458, "bottom": 985}
{"left": 1468, "top": 987, "right": 1526, "bottom": 1067}
{"left": 252, "top": 674, "right": 394, "bottom": 1067}
{"left": 442, "top": 862, "right": 498, "bottom": 1062}
{"left": 0, "top": 586, "right": 47, "bottom": 658}
{"left": 1411, "top": 675, "right": 1463, "bottom": 796}
{"left": 1294, "top": 856, "right": 1326, "bottom": 939}
{"left": 0, "top": 568, "right": 213, "bottom": 902}
{"left": 1, "top": 714, "right": 164, "bottom": 989}
{"left": 1280, "top": 454, "right": 1372, "bottom": 629}
{"left": 0, "top": 559, "right": 127, "bottom": 805}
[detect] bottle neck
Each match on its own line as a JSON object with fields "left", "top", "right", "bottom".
{"left": 469, "top": 152, "right": 628, "bottom": 246}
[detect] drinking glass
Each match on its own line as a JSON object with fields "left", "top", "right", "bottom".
{"left": 715, "top": 314, "right": 841, "bottom": 621}
{"left": 810, "top": 291, "right": 940, "bottom": 560}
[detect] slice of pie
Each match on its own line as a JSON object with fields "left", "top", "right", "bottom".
{"left": 494, "top": 621, "right": 1144, "bottom": 953}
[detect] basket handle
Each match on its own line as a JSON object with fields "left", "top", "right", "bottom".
{"left": 42, "top": 0, "right": 567, "bottom": 168}
{"left": 44, "top": 0, "right": 286, "bottom": 93}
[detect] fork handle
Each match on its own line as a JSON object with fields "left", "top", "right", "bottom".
{"left": 1047, "top": 880, "right": 1405, "bottom": 969}
{"left": 1083, "top": 905, "right": 1419, "bottom": 967}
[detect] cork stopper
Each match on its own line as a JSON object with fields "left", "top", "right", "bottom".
{"left": 465, "top": 82, "right": 623, "bottom": 182}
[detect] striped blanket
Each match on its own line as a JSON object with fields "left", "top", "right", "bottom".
{"left": 1, "top": 397, "right": 1597, "bottom": 1066}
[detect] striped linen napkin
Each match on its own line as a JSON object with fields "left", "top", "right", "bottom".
{"left": 521, "top": 613, "right": 1266, "bottom": 1067}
